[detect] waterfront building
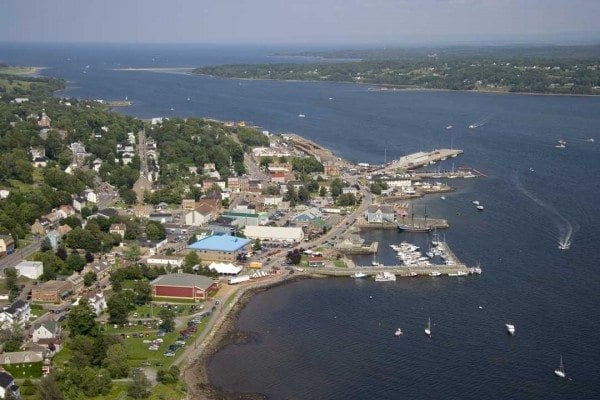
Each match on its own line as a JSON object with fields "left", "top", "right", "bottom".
{"left": 243, "top": 226, "right": 304, "bottom": 242}
{"left": 188, "top": 235, "right": 252, "bottom": 262}
{"left": 151, "top": 273, "right": 219, "bottom": 301}
{"left": 365, "top": 205, "right": 395, "bottom": 223}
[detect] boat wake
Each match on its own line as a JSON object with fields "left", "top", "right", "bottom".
{"left": 468, "top": 115, "right": 492, "bottom": 129}
{"left": 512, "top": 172, "right": 578, "bottom": 250}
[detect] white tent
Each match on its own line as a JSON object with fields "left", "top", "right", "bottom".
{"left": 208, "top": 262, "right": 242, "bottom": 275}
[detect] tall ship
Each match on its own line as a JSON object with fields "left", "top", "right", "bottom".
{"left": 397, "top": 206, "right": 432, "bottom": 233}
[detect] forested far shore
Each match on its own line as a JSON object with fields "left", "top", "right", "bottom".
{"left": 193, "top": 45, "right": 600, "bottom": 95}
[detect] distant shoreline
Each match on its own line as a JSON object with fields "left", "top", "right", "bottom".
{"left": 191, "top": 72, "right": 600, "bottom": 98}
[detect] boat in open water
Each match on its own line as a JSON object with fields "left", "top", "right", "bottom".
{"left": 554, "top": 356, "right": 566, "bottom": 378}
{"left": 351, "top": 272, "right": 367, "bottom": 279}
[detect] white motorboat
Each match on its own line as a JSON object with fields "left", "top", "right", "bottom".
{"left": 351, "top": 272, "right": 367, "bottom": 279}
{"left": 554, "top": 356, "right": 566, "bottom": 378}
{"left": 446, "top": 125, "right": 453, "bottom": 130}
{"left": 448, "top": 270, "right": 468, "bottom": 277}
{"left": 472, "top": 200, "right": 480, "bottom": 205}
{"left": 429, "top": 271, "right": 441, "bottom": 277}
{"left": 555, "top": 143, "right": 566, "bottom": 148}
{"left": 469, "top": 124, "right": 476, "bottom": 129}
{"left": 476, "top": 205, "right": 484, "bottom": 211}
{"left": 298, "top": 114, "right": 306, "bottom": 118}
{"left": 505, "top": 323, "right": 515, "bottom": 335}
{"left": 440, "top": 196, "right": 446, "bottom": 200}
{"left": 425, "top": 317, "right": 431, "bottom": 336}
{"left": 374, "top": 272, "right": 396, "bottom": 282}
{"left": 394, "top": 328, "right": 403, "bottom": 337}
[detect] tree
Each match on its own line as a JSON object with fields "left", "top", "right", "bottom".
{"left": 107, "top": 292, "right": 134, "bottom": 325}
{"left": 103, "top": 343, "right": 129, "bottom": 378}
{"left": 63, "top": 228, "right": 101, "bottom": 253}
{"left": 36, "top": 374, "right": 63, "bottom": 400}
{"left": 298, "top": 186, "right": 311, "bottom": 203}
{"left": 157, "top": 365, "right": 180, "bottom": 384}
{"left": 40, "top": 236, "right": 53, "bottom": 252}
{"left": 83, "top": 271, "right": 97, "bottom": 287}
{"left": 184, "top": 251, "right": 200, "bottom": 268}
{"left": 337, "top": 193, "right": 357, "bottom": 207}
{"left": 307, "top": 179, "right": 319, "bottom": 193}
{"left": 118, "top": 186, "right": 137, "bottom": 205}
{"left": 158, "top": 308, "right": 175, "bottom": 332}
{"left": 329, "top": 178, "right": 344, "bottom": 198}
{"left": 319, "top": 186, "right": 327, "bottom": 197}
{"left": 61, "top": 215, "right": 82, "bottom": 229}
{"left": 124, "top": 244, "right": 141, "bottom": 261}
{"left": 132, "top": 280, "right": 152, "bottom": 305}
{"left": 145, "top": 221, "right": 166, "bottom": 240}
{"left": 3, "top": 267, "right": 19, "bottom": 301}
{"left": 253, "top": 239, "right": 262, "bottom": 251}
{"left": 128, "top": 369, "right": 151, "bottom": 399}
{"left": 0, "top": 321, "right": 25, "bottom": 352}
{"left": 67, "top": 299, "right": 99, "bottom": 337}
{"left": 66, "top": 252, "right": 86, "bottom": 272}
{"left": 112, "top": 279, "right": 122, "bottom": 292}
{"left": 286, "top": 249, "right": 302, "bottom": 265}
{"left": 85, "top": 251, "right": 94, "bottom": 263}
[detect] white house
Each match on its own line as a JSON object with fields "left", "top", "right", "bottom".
{"left": 90, "top": 292, "right": 107, "bottom": 315}
{"left": 15, "top": 260, "right": 43, "bottom": 279}
{"left": 85, "top": 189, "right": 98, "bottom": 204}
{"left": 0, "top": 300, "right": 31, "bottom": 328}
{"left": 243, "top": 225, "right": 304, "bottom": 242}
{"left": 32, "top": 321, "right": 60, "bottom": 343}
{"left": 365, "top": 205, "right": 395, "bottom": 223}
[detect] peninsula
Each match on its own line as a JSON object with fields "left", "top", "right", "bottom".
{"left": 193, "top": 44, "right": 600, "bottom": 95}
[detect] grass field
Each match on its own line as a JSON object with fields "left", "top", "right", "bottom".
{"left": 2, "top": 362, "right": 43, "bottom": 378}
{"left": 0, "top": 66, "right": 40, "bottom": 75}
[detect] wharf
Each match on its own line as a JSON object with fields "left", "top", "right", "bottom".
{"left": 382, "top": 149, "right": 463, "bottom": 172}
{"left": 335, "top": 241, "right": 379, "bottom": 254}
{"left": 356, "top": 217, "right": 448, "bottom": 230}
{"left": 285, "top": 133, "right": 346, "bottom": 166}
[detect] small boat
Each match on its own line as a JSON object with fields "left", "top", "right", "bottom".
{"left": 298, "top": 114, "right": 306, "bottom": 118}
{"left": 371, "top": 253, "right": 379, "bottom": 266}
{"left": 424, "top": 317, "right": 431, "bottom": 337}
{"left": 328, "top": 97, "right": 334, "bottom": 100}
{"left": 429, "top": 271, "right": 441, "bottom": 277}
{"left": 555, "top": 143, "right": 566, "bottom": 149}
{"left": 394, "top": 328, "right": 403, "bottom": 336}
{"left": 558, "top": 139, "right": 567, "bottom": 145}
{"left": 476, "top": 205, "right": 484, "bottom": 211}
{"left": 505, "top": 323, "right": 515, "bottom": 335}
{"left": 187, "top": 97, "right": 191, "bottom": 101}
{"left": 469, "top": 124, "right": 476, "bottom": 129}
{"left": 472, "top": 200, "right": 480, "bottom": 205}
{"left": 446, "top": 125, "right": 453, "bottom": 130}
{"left": 554, "top": 356, "right": 566, "bottom": 378}
{"left": 374, "top": 272, "right": 396, "bottom": 282}
{"left": 170, "top": 107, "right": 175, "bottom": 111}
{"left": 448, "top": 270, "right": 468, "bottom": 277}
{"left": 351, "top": 272, "right": 367, "bottom": 279}
{"left": 586, "top": 138, "right": 594, "bottom": 142}
{"left": 440, "top": 196, "right": 446, "bottom": 200}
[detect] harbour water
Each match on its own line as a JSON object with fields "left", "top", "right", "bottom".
{"left": 3, "top": 43, "right": 600, "bottom": 399}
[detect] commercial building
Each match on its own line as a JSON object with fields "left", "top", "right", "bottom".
{"left": 151, "top": 273, "right": 219, "bottom": 301}
{"left": 14, "top": 260, "right": 44, "bottom": 280}
{"left": 0, "top": 235, "right": 15, "bottom": 256}
{"left": 188, "top": 235, "right": 252, "bottom": 262}
{"left": 243, "top": 226, "right": 304, "bottom": 242}
{"left": 31, "top": 280, "right": 72, "bottom": 303}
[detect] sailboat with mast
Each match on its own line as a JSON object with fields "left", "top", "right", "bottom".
{"left": 554, "top": 356, "right": 566, "bottom": 378}
{"left": 397, "top": 205, "right": 432, "bottom": 233}
{"left": 424, "top": 317, "right": 431, "bottom": 337}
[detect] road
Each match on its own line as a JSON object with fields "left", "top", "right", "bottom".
{"left": 0, "top": 182, "right": 117, "bottom": 274}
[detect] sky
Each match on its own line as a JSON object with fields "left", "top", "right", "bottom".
{"left": 1, "top": 0, "right": 599, "bottom": 45}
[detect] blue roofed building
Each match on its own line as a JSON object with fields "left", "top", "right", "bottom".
{"left": 188, "top": 235, "right": 252, "bottom": 262}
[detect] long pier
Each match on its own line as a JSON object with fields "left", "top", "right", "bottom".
{"left": 380, "top": 149, "right": 463, "bottom": 172}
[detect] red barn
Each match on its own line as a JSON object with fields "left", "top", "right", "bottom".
{"left": 151, "top": 273, "right": 219, "bottom": 301}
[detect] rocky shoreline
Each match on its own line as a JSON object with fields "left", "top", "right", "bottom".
{"left": 183, "top": 274, "right": 306, "bottom": 399}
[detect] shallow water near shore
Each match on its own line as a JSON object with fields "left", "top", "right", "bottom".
{"left": 4, "top": 43, "right": 600, "bottom": 399}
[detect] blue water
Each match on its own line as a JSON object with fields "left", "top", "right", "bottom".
{"left": 3, "top": 43, "right": 599, "bottom": 399}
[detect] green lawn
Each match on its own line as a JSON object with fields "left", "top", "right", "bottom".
{"left": 2, "top": 362, "right": 43, "bottom": 378}
{"left": 333, "top": 259, "right": 348, "bottom": 268}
